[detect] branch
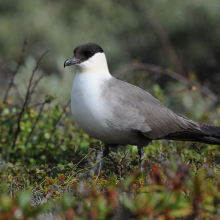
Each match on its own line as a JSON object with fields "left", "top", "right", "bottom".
{"left": 12, "top": 83, "right": 25, "bottom": 104}
{"left": 25, "top": 100, "right": 46, "bottom": 146}
{"left": 14, "top": 38, "right": 28, "bottom": 76}
{"left": 163, "top": 87, "right": 192, "bottom": 98}
{"left": 2, "top": 38, "right": 28, "bottom": 104}
{"left": 112, "top": 63, "right": 220, "bottom": 103}
{"left": 29, "top": 73, "right": 45, "bottom": 96}
{"left": 192, "top": 145, "right": 220, "bottom": 168}
{"left": 10, "top": 50, "right": 49, "bottom": 152}
{"left": 35, "top": 100, "right": 71, "bottom": 158}
{"left": 30, "top": 102, "right": 45, "bottom": 109}
{"left": 148, "top": 12, "right": 186, "bottom": 76}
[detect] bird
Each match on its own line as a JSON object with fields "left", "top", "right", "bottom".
{"left": 64, "top": 43, "right": 220, "bottom": 174}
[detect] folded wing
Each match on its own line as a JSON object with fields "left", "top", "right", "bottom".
{"left": 102, "top": 77, "right": 220, "bottom": 145}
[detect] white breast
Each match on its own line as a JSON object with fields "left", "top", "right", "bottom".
{"left": 71, "top": 71, "right": 114, "bottom": 142}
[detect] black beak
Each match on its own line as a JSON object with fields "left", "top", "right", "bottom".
{"left": 64, "top": 56, "right": 81, "bottom": 68}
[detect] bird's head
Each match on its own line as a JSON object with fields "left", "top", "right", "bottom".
{"left": 64, "top": 43, "right": 109, "bottom": 74}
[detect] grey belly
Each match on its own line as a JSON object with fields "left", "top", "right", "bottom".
{"left": 77, "top": 119, "right": 147, "bottom": 146}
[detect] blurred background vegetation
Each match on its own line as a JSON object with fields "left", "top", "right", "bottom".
{"left": 1, "top": 1, "right": 220, "bottom": 219}
{"left": 1, "top": 0, "right": 220, "bottom": 120}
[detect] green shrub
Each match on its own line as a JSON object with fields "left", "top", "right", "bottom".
{"left": 1, "top": 48, "right": 220, "bottom": 220}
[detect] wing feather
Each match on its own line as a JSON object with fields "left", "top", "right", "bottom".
{"left": 102, "top": 77, "right": 200, "bottom": 139}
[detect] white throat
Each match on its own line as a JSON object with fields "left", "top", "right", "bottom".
{"left": 75, "top": 53, "right": 111, "bottom": 77}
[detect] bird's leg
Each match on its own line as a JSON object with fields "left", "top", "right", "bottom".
{"left": 96, "top": 145, "right": 110, "bottom": 180}
{"left": 138, "top": 146, "right": 145, "bottom": 170}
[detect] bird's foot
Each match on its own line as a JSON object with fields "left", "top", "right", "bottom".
{"left": 96, "top": 145, "right": 110, "bottom": 181}
{"left": 138, "top": 146, "right": 145, "bottom": 172}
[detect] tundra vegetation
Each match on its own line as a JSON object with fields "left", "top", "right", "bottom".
{"left": 0, "top": 45, "right": 220, "bottom": 220}
{"left": 1, "top": 0, "right": 220, "bottom": 219}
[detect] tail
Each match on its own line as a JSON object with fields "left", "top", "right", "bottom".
{"left": 164, "top": 116, "right": 220, "bottom": 145}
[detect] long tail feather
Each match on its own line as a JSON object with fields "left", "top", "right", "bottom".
{"left": 164, "top": 122, "right": 220, "bottom": 145}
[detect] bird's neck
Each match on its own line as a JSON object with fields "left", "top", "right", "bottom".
{"left": 75, "top": 53, "right": 111, "bottom": 77}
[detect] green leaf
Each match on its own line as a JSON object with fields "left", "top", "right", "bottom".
{"left": 16, "top": 191, "right": 31, "bottom": 210}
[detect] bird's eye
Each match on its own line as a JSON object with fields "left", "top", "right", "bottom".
{"left": 85, "top": 51, "right": 95, "bottom": 58}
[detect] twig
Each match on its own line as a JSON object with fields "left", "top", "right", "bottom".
{"left": 10, "top": 50, "right": 49, "bottom": 155}
{"left": 12, "top": 83, "right": 25, "bottom": 103}
{"left": 25, "top": 100, "right": 46, "bottom": 146}
{"left": 30, "top": 102, "right": 45, "bottom": 109}
{"left": 192, "top": 145, "right": 220, "bottom": 167}
{"left": 35, "top": 100, "right": 71, "bottom": 157}
{"left": 119, "top": 150, "right": 129, "bottom": 177}
{"left": 66, "top": 149, "right": 95, "bottom": 185}
{"left": 14, "top": 38, "right": 28, "bottom": 76}
{"left": 29, "top": 73, "right": 45, "bottom": 96}
{"left": 112, "top": 63, "right": 220, "bottom": 103}
{"left": 2, "top": 38, "right": 28, "bottom": 104}
{"left": 0, "top": 57, "right": 12, "bottom": 77}
{"left": 0, "top": 60, "right": 24, "bottom": 105}
{"left": 148, "top": 12, "right": 186, "bottom": 76}
{"left": 163, "top": 87, "right": 191, "bottom": 98}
